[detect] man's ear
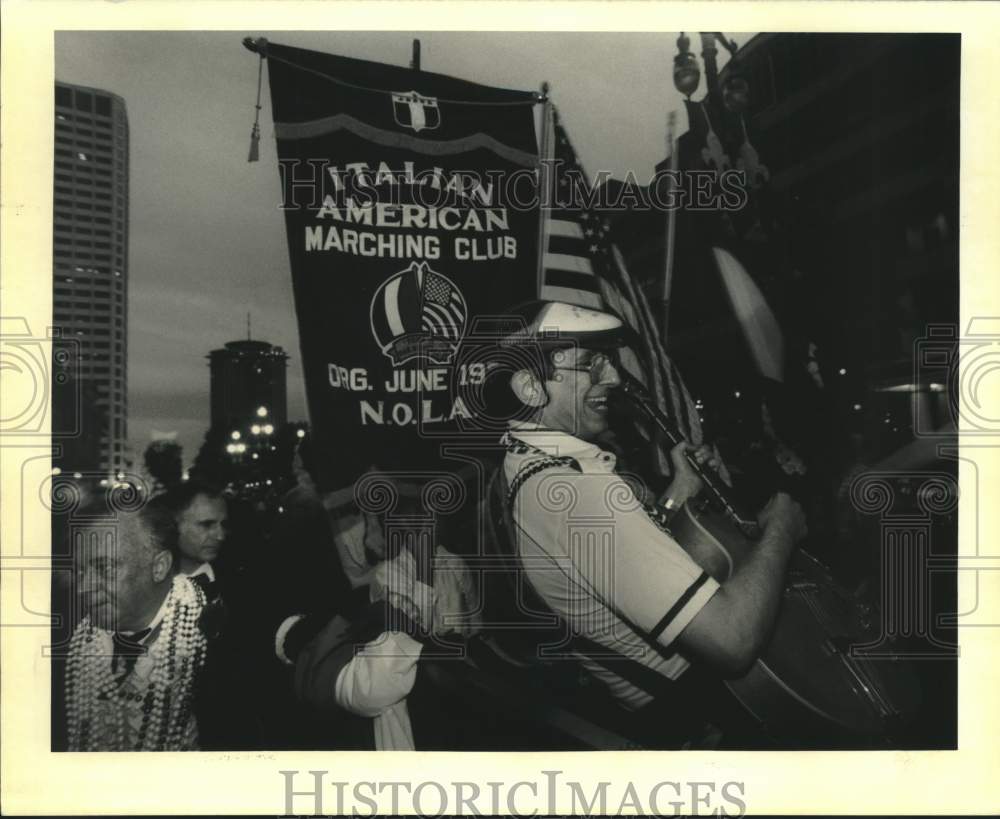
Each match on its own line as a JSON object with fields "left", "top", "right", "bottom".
{"left": 151, "top": 549, "right": 173, "bottom": 583}
{"left": 510, "top": 369, "right": 546, "bottom": 408}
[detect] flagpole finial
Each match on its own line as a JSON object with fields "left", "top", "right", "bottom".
{"left": 538, "top": 81, "right": 550, "bottom": 102}
{"left": 242, "top": 37, "right": 269, "bottom": 56}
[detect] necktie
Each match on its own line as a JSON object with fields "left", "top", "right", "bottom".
{"left": 111, "top": 627, "right": 151, "bottom": 676}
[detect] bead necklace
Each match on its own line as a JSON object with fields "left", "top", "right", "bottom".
{"left": 65, "top": 574, "right": 207, "bottom": 751}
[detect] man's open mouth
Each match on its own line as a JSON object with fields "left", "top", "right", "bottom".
{"left": 586, "top": 395, "right": 609, "bottom": 413}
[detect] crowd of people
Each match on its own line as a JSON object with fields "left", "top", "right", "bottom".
{"left": 54, "top": 300, "right": 825, "bottom": 752}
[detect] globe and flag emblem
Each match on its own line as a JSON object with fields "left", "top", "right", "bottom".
{"left": 370, "top": 261, "right": 468, "bottom": 365}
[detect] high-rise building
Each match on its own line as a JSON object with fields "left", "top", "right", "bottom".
{"left": 52, "top": 82, "right": 129, "bottom": 475}
{"left": 208, "top": 339, "right": 289, "bottom": 435}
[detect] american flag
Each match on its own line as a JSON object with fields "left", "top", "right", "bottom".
{"left": 421, "top": 269, "right": 466, "bottom": 340}
{"left": 539, "top": 113, "right": 610, "bottom": 310}
{"left": 538, "top": 106, "right": 704, "bottom": 448}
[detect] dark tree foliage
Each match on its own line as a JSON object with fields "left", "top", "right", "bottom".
{"left": 143, "top": 440, "right": 183, "bottom": 491}
{"left": 190, "top": 427, "right": 233, "bottom": 487}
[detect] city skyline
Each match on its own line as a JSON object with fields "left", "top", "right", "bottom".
{"left": 54, "top": 30, "right": 736, "bottom": 463}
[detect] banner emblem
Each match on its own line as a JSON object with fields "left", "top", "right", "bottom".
{"left": 370, "top": 261, "right": 468, "bottom": 365}
{"left": 391, "top": 90, "right": 441, "bottom": 133}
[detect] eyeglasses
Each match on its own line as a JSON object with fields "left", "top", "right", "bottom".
{"left": 550, "top": 350, "right": 620, "bottom": 385}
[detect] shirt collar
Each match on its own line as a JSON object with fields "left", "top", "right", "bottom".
{"left": 186, "top": 562, "right": 216, "bottom": 583}
{"left": 507, "top": 421, "right": 605, "bottom": 461}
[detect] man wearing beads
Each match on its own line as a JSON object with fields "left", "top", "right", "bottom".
{"left": 487, "top": 301, "right": 807, "bottom": 746}
{"left": 161, "top": 482, "right": 264, "bottom": 749}
{"left": 65, "top": 496, "right": 208, "bottom": 751}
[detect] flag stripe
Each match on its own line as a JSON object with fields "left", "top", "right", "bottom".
{"left": 540, "top": 285, "right": 603, "bottom": 309}
{"left": 548, "top": 219, "right": 585, "bottom": 240}
{"left": 424, "top": 303, "right": 458, "bottom": 338}
{"left": 543, "top": 252, "right": 594, "bottom": 276}
{"left": 384, "top": 276, "right": 405, "bottom": 337}
{"left": 544, "top": 269, "right": 603, "bottom": 295}
{"left": 548, "top": 233, "right": 592, "bottom": 258}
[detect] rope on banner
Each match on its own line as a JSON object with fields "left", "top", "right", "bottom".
{"left": 242, "top": 36, "right": 547, "bottom": 107}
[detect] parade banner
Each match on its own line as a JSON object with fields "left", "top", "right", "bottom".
{"left": 264, "top": 43, "right": 541, "bottom": 489}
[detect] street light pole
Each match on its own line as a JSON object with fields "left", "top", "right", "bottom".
{"left": 700, "top": 32, "right": 720, "bottom": 101}
{"left": 664, "top": 32, "right": 746, "bottom": 343}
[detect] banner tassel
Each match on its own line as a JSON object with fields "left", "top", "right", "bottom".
{"left": 248, "top": 47, "right": 264, "bottom": 162}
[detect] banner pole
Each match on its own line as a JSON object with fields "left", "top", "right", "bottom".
{"left": 661, "top": 109, "right": 679, "bottom": 340}
{"left": 535, "top": 83, "right": 552, "bottom": 299}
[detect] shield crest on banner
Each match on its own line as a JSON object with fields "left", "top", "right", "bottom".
{"left": 391, "top": 90, "right": 441, "bottom": 133}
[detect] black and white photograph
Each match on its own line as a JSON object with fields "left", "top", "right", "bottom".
{"left": 2, "top": 3, "right": 998, "bottom": 816}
